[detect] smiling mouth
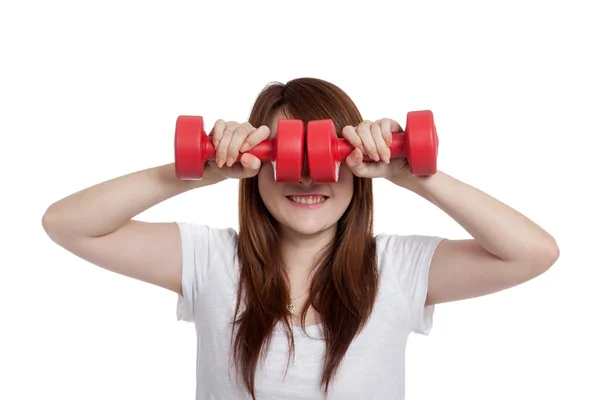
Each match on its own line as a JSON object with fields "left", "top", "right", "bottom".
{"left": 286, "top": 195, "right": 328, "bottom": 205}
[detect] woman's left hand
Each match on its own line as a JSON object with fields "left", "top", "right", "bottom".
{"left": 342, "top": 118, "right": 409, "bottom": 180}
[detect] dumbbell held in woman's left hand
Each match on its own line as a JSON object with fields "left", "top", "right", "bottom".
{"left": 305, "top": 110, "right": 439, "bottom": 183}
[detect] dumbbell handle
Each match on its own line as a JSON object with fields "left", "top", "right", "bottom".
{"left": 200, "top": 138, "right": 277, "bottom": 162}
{"left": 333, "top": 132, "right": 406, "bottom": 162}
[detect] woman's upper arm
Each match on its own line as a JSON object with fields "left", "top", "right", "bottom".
{"left": 425, "top": 239, "right": 552, "bottom": 306}
{"left": 45, "top": 219, "right": 184, "bottom": 295}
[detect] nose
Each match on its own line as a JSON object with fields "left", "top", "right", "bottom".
{"left": 298, "top": 154, "right": 312, "bottom": 186}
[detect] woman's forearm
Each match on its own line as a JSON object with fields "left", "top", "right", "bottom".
{"left": 42, "top": 163, "right": 224, "bottom": 239}
{"left": 391, "top": 170, "right": 559, "bottom": 266}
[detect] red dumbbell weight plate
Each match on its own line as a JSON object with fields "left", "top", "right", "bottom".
{"left": 174, "top": 115, "right": 208, "bottom": 180}
{"left": 273, "top": 119, "right": 305, "bottom": 182}
{"left": 306, "top": 120, "right": 339, "bottom": 183}
{"left": 405, "top": 110, "right": 438, "bottom": 175}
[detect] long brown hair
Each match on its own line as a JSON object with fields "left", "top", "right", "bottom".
{"left": 232, "top": 77, "right": 378, "bottom": 398}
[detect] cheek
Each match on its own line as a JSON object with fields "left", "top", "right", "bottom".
{"left": 339, "top": 164, "right": 355, "bottom": 188}
{"left": 333, "top": 165, "right": 355, "bottom": 203}
{"left": 258, "top": 164, "right": 281, "bottom": 206}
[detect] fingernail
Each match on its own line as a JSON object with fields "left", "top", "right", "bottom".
{"left": 216, "top": 157, "right": 223, "bottom": 168}
{"left": 226, "top": 157, "right": 235, "bottom": 167}
{"left": 385, "top": 137, "right": 392, "bottom": 147}
{"left": 240, "top": 143, "right": 250, "bottom": 152}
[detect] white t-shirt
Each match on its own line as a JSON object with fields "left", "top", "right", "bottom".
{"left": 176, "top": 222, "right": 444, "bottom": 400}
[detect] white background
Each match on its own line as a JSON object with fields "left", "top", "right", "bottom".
{"left": 1, "top": 0, "right": 598, "bottom": 399}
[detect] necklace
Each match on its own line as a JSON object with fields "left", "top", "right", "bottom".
{"left": 287, "top": 290, "right": 309, "bottom": 314}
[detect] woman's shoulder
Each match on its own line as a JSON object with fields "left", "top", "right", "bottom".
{"left": 175, "top": 221, "right": 239, "bottom": 248}
{"left": 375, "top": 231, "right": 445, "bottom": 261}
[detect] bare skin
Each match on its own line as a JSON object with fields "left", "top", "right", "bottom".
{"left": 43, "top": 111, "right": 559, "bottom": 329}
{"left": 340, "top": 117, "right": 560, "bottom": 306}
{"left": 42, "top": 163, "right": 217, "bottom": 294}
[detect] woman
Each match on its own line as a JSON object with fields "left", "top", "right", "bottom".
{"left": 42, "top": 77, "right": 559, "bottom": 399}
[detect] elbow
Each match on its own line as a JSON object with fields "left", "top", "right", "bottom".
{"left": 549, "top": 237, "right": 560, "bottom": 261}
{"left": 42, "top": 208, "right": 58, "bottom": 238}
{"left": 41, "top": 207, "right": 68, "bottom": 244}
{"left": 546, "top": 239, "right": 560, "bottom": 267}
{"left": 531, "top": 237, "right": 560, "bottom": 274}
{"left": 543, "top": 236, "right": 560, "bottom": 266}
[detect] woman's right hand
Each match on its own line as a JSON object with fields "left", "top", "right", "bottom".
{"left": 206, "top": 119, "right": 271, "bottom": 179}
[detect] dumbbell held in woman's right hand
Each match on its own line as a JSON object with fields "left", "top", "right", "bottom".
{"left": 174, "top": 116, "right": 305, "bottom": 182}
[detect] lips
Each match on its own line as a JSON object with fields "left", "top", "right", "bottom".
{"left": 286, "top": 195, "right": 328, "bottom": 205}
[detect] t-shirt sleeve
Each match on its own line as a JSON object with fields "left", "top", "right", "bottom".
{"left": 174, "top": 222, "right": 238, "bottom": 323}
{"left": 389, "top": 234, "right": 445, "bottom": 335}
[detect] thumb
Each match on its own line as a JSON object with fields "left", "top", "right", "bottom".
{"left": 345, "top": 147, "right": 369, "bottom": 177}
{"left": 240, "top": 153, "right": 261, "bottom": 177}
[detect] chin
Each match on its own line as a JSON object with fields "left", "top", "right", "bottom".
{"left": 280, "top": 220, "right": 337, "bottom": 237}
{"left": 262, "top": 195, "right": 350, "bottom": 238}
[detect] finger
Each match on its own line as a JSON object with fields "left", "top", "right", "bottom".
{"left": 204, "top": 159, "right": 221, "bottom": 178}
{"left": 341, "top": 125, "right": 362, "bottom": 149}
{"left": 378, "top": 118, "right": 394, "bottom": 147}
{"left": 389, "top": 118, "right": 403, "bottom": 133}
{"left": 240, "top": 125, "right": 271, "bottom": 153}
{"left": 370, "top": 123, "right": 390, "bottom": 164}
{"left": 346, "top": 147, "right": 392, "bottom": 178}
{"left": 225, "top": 125, "right": 250, "bottom": 167}
{"left": 234, "top": 153, "right": 261, "bottom": 178}
{"left": 211, "top": 119, "right": 227, "bottom": 148}
{"left": 345, "top": 147, "right": 370, "bottom": 177}
{"left": 216, "top": 124, "right": 235, "bottom": 167}
{"left": 357, "top": 122, "right": 379, "bottom": 162}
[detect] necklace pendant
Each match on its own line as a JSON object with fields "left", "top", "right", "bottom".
{"left": 287, "top": 303, "right": 296, "bottom": 314}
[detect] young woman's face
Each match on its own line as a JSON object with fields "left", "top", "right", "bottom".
{"left": 258, "top": 110, "right": 354, "bottom": 237}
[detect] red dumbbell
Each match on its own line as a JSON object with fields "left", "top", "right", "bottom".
{"left": 174, "top": 115, "right": 305, "bottom": 182}
{"left": 305, "top": 110, "right": 439, "bottom": 183}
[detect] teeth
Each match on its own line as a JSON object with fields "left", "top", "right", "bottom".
{"left": 289, "top": 195, "right": 327, "bottom": 205}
